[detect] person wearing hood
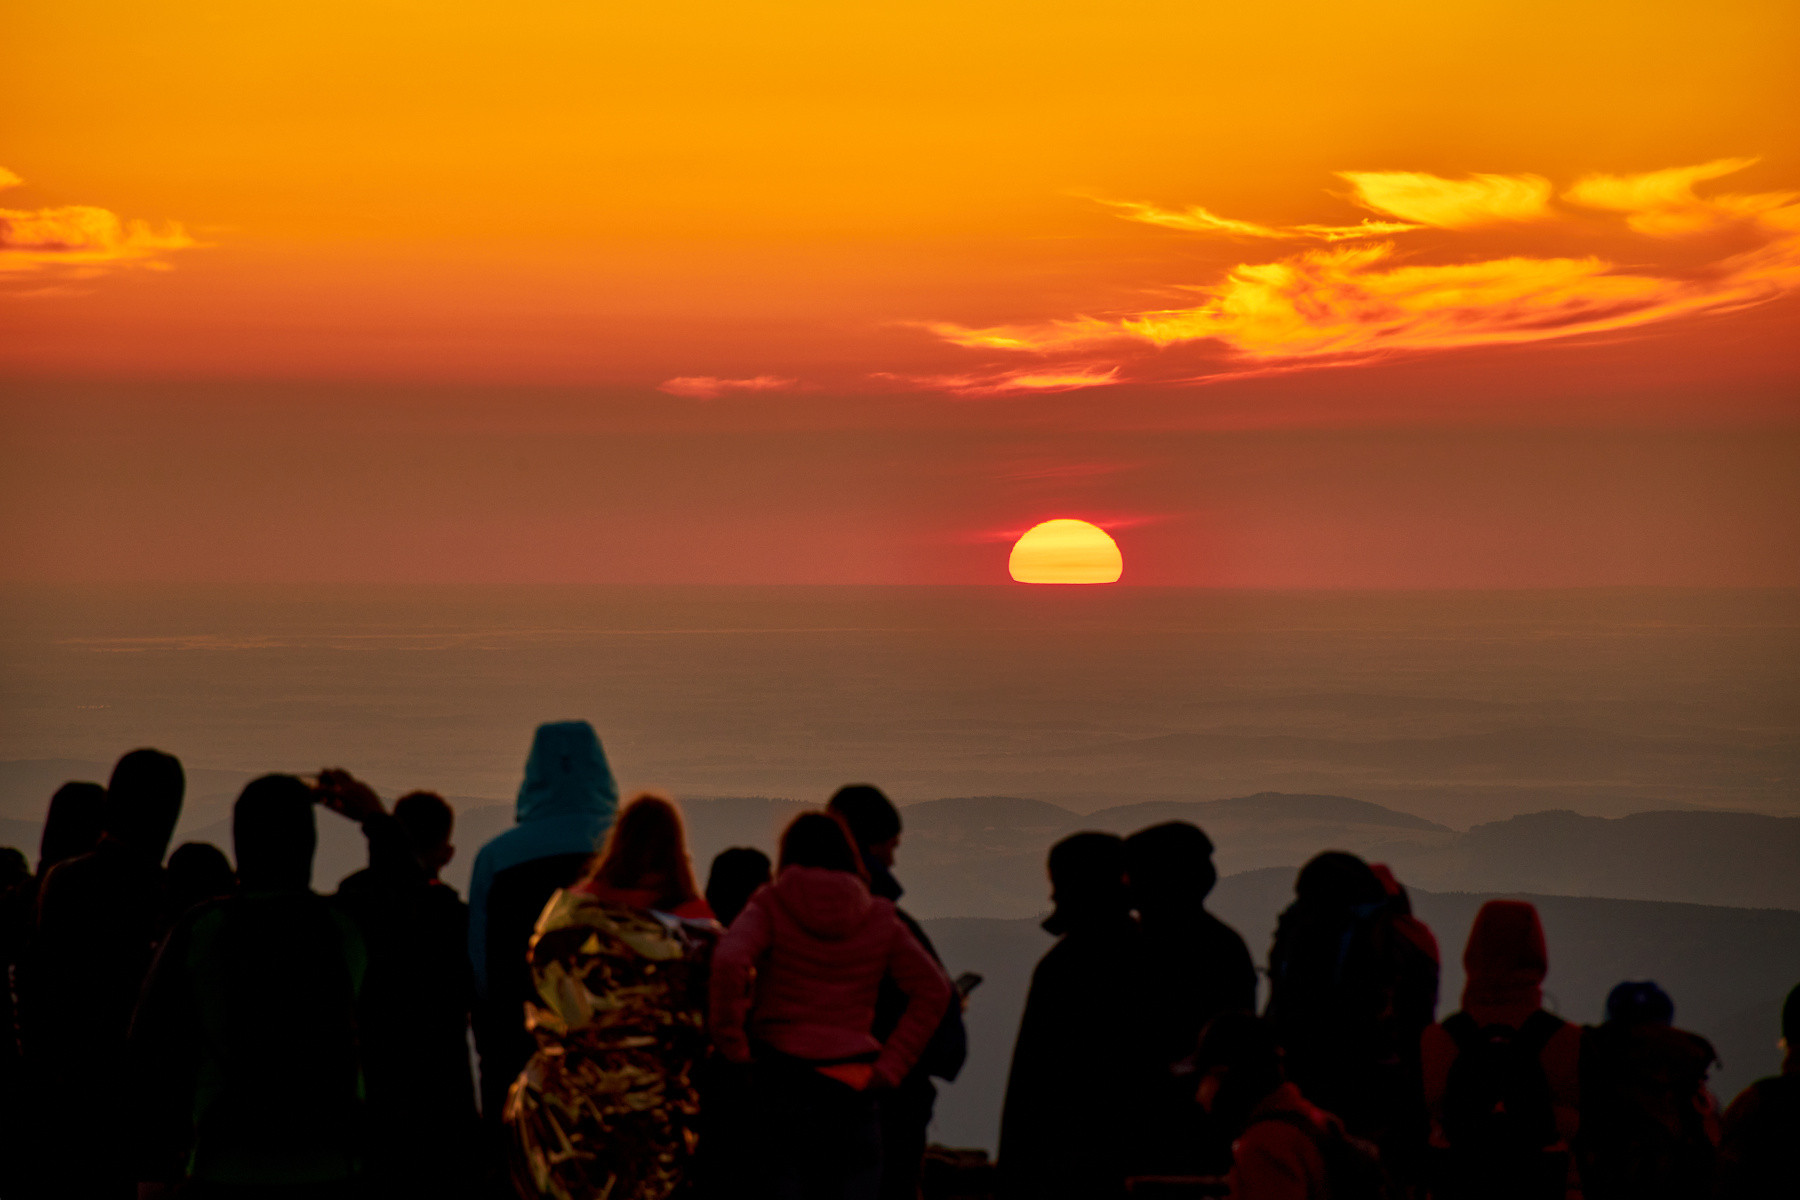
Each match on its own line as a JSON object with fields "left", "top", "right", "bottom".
{"left": 1124, "top": 820, "right": 1257, "bottom": 1178}
{"left": 710, "top": 811, "right": 951, "bottom": 1200}
{"left": 997, "top": 831, "right": 1146, "bottom": 1200}
{"left": 828, "top": 784, "right": 968, "bottom": 1200}
{"left": 1421, "top": 899, "right": 1582, "bottom": 1200}
{"left": 27, "top": 749, "right": 184, "bottom": 1200}
{"left": 469, "top": 721, "right": 619, "bottom": 1123}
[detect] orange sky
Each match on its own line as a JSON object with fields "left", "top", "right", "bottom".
{"left": 3, "top": 0, "right": 1798, "bottom": 583}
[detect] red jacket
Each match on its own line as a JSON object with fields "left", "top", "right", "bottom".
{"left": 709, "top": 866, "right": 951, "bottom": 1088}
{"left": 1229, "top": 1083, "right": 1335, "bottom": 1200}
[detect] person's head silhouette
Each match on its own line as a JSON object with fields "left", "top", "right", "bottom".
{"left": 105, "top": 748, "right": 185, "bottom": 860}
{"left": 778, "top": 811, "right": 864, "bottom": 877}
{"left": 1043, "top": 831, "right": 1129, "bottom": 936}
{"left": 395, "top": 791, "right": 456, "bottom": 879}
{"left": 232, "top": 775, "right": 316, "bottom": 892}
{"left": 1124, "top": 820, "right": 1217, "bottom": 917}
{"left": 167, "top": 841, "right": 236, "bottom": 913}
{"left": 39, "top": 781, "right": 106, "bottom": 872}
{"left": 705, "top": 846, "right": 772, "bottom": 927}
{"left": 827, "top": 784, "right": 902, "bottom": 872}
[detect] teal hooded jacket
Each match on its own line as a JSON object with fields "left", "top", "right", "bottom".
{"left": 466, "top": 721, "right": 617, "bottom": 997}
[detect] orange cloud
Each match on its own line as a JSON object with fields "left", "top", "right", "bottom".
{"left": 657, "top": 374, "right": 798, "bottom": 398}
{"left": 1564, "top": 157, "right": 1797, "bottom": 236}
{"left": 0, "top": 169, "right": 197, "bottom": 278}
{"left": 921, "top": 162, "right": 1800, "bottom": 381}
{"left": 1339, "top": 171, "right": 1554, "bottom": 228}
{"left": 1100, "top": 198, "right": 1416, "bottom": 241}
{"left": 877, "top": 365, "right": 1121, "bottom": 397}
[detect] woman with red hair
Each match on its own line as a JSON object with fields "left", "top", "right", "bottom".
{"left": 505, "top": 794, "right": 720, "bottom": 1200}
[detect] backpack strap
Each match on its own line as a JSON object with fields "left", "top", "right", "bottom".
{"left": 1517, "top": 1010, "right": 1566, "bottom": 1054}
{"left": 1441, "top": 1012, "right": 1480, "bottom": 1048}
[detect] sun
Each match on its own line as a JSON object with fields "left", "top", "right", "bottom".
{"left": 1008, "top": 519, "right": 1123, "bottom": 584}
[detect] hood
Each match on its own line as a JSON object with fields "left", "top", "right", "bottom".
{"left": 772, "top": 866, "right": 873, "bottom": 940}
{"left": 1462, "top": 899, "right": 1547, "bottom": 1015}
{"left": 516, "top": 721, "right": 618, "bottom": 825}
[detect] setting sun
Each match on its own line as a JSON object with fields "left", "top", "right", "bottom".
{"left": 1008, "top": 519, "right": 1123, "bottom": 584}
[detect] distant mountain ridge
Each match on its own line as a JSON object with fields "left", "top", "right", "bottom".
{"left": 4, "top": 760, "right": 1794, "bottom": 916}
{"left": 1397, "top": 808, "right": 1800, "bottom": 911}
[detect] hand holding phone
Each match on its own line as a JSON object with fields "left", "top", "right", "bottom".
{"left": 314, "top": 768, "right": 385, "bottom": 824}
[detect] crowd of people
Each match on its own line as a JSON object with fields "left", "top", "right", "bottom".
{"left": 0, "top": 721, "right": 1793, "bottom": 1200}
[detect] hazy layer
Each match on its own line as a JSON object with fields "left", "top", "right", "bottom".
{"left": 3, "top": 585, "right": 1794, "bottom": 831}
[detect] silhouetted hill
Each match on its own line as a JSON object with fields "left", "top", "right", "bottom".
{"left": 1099, "top": 792, "right": 1449, "bottom": 831}
{"left": 1065, "top": 724, "right": 1799, "bottom": 795}
{"left": 925, "top": 878, "right": 1800, "bottom": 1154}
{"left": 9, "top": 776, "right": 1796, "bottom": 918}
{"left": 888, "top": 791, "right": 1457, "bottom": 918}
{"left": 1393, "top": 809, "right": 1800, "bottom": 910}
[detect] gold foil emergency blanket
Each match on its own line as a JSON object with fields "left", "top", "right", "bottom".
{"left": 504, "top": 890, "right": 718, "bottom": 1200}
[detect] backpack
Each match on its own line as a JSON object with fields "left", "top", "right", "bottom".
{"left": 1267, "top": 896, "right": 1437, "bottom": 1136}
{"left": 1247, "top": 1109, "right": 1393, "bottom": 1200}
{"left": 1577, "top": 1022, "right": 1719, "bottom": 1200}
{"left": 1435, "top": 1010, "right": 1568, "bottom": 1200}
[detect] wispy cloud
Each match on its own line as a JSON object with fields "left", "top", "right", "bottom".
{"left": 920, "top": 160, "right": 1800, "bottom": 381}
{"left": 0, "top": 169, "right": 198, "bottom": 279}
{"left": 1339, "top": 170, "right": 1555, "bottom": 228}
{"left": 657, "top": 374, "right": 799, "bottom": 398}
{"left": 875, "top": 365, "right": 1121, "bottom": 397}
{"left": 1563, "top": 157, "right": 1796, "bottom": 236}
{"left": 1101, "top": 198, "right": 1416, "bottom": 242}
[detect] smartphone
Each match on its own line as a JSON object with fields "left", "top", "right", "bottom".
{"left": 953, "top": 971, "right": 983, "bottom": 998}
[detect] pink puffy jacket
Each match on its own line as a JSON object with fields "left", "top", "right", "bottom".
{"left": 709, "top": 866, "right": 951, "bottom": 1088}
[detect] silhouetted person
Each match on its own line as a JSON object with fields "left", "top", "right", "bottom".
{"left": 697, "top": 845, "right": 774, "bottom": 1193}
{"left": 38, "top": 780, "right": 109, "bottom": 872}
{"left": 469, "top": 720, "right": 618, "bottom": 1124}
{"left": 335, "top": 786, "right": 479, "bottom": 1199}
{"left": 1370, "top": 861, "right": 1441, "bottom": 1188}
{"left": 1265, "top": 852, "right": 1438, "bottom": 1145}
{"left": 1195, "top": 1012, "right": 1379, "bottom": 1200}
{"left": 1578, "top": 980, "right": 1719, "bottom": 1200}
{"left": 1422, "top": 899, "right": 1580, "bottom": 1200}
{"left": 712, "top": 811, "right": 951, "bottom": 1200}
{"left": 1, "top": 779, "right": 107, "bottom": 1199}
{"left": 0, "top": 845, "right": 27, "bottom": 1193}
{"left": 707, "top": 845, "right": 774, "bottom": 927}
{"left": 1124, "top": 820, "right": 1257, "bottom": 1177}
{"left": 28, "top": 749, "right": 183, "bottom": 1200}
{"left": 1715, "top": 982, "right": 1800, "bottom": 1200}
{"left": 131, "top": 774, "right": 368, "bottom": 1197}
{"left": 164, "top": 841, "right": 236, "bottom": 919}
{"left": 998, "top": 831, "right": 1144, "bottom": 1200}
{"left": 508, "top": 794, "right": 720, "bottom": 1199}
{"left": 829, "top": 783, "right": 969, "bottom": 1200}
